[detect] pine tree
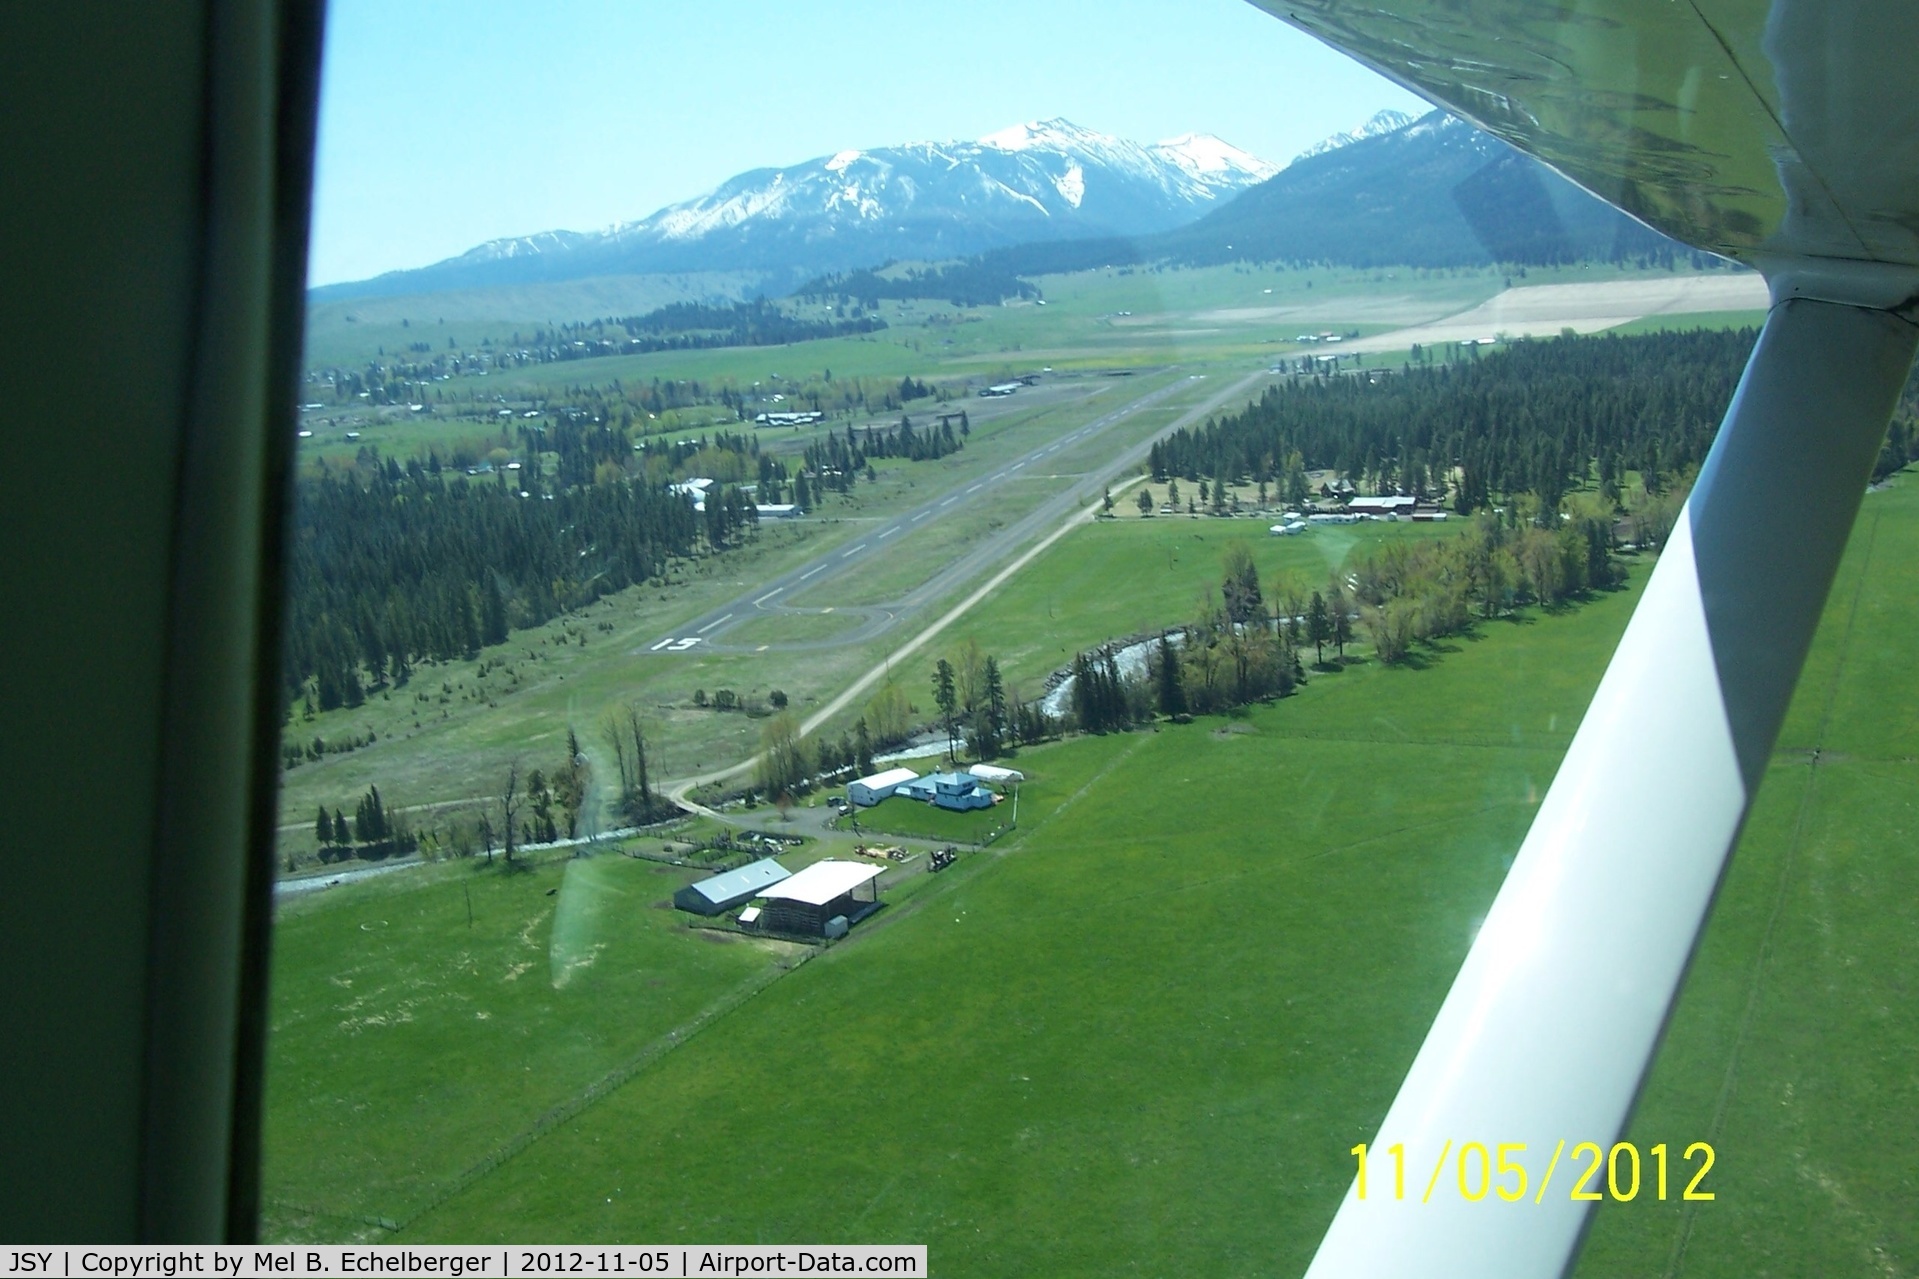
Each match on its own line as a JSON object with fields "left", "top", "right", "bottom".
{"left": 854, "top": 717, "right": 874, "bottom": 776}
{"left": 933, "top": 659, "right": 959, "bottom": 760}
{"left": 315, "top": 806, "right": 333, "bottom": 846}
{"left": 482, "top": 572, "right": 508, "bottom": 646}
{"left": 1156, "top": 633, "right": 1186, "bottom": 716}
{"left": 1307, "top": 591, "right": 1331, "bottom": 665}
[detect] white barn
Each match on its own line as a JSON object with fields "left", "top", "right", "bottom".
{"left": 847, "top": 766, "right": 919, "bottom": 807}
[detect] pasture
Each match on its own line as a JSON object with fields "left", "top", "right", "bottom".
{"left": 941, "top": 513, "right": 1463, "bottom": 694}
{"left": 266, "top": 474, "right": 1919, "bottom": 1273}
{"left": 849, "top": 794, "right": 1010, "bottom": 845}
{"left": 1571, "top": 477, "right": 1919, "bottom": 1276}
{"left": 261, "top": 851, "right": 805, "bottom": 1239}
{"left": 267, "top": 541, "right": 1645, "bottom": 1257}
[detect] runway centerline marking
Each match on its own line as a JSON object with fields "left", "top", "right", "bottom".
{"left": 696, "top": 613, "right": 733, "bottom": 635}
{"left": 799, "top": 565, "right": 824, "bottom": 580}
{"left": 878, "top": 527, "right": 898, "bottom": 539}
{"left": 842, "top": 544, "right": 867, "bottom": 557}
{"left": 753, "top": 589, "right": 781, "bottom": 606}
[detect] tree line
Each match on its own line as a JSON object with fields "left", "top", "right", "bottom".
{"left": 310, "top": 785, "right": 416, "bottom": 864}
{"left": 800, "top": 417, "right": 965, "bottom": 499}
{"left": 285, "top": 454, "right": 728, "bottom": 710}
{"left": 796, "top": 260, "right": 1041, "bottom": 308}
{"left": 1150, "top": 328, "right": 1764, "bottom": 512}
{"left": 610, "top": 297, "right": 886, "bottom": 351}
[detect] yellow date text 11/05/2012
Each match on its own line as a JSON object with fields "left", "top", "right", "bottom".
{"left": 1349, "top": 1140, "right": 1716, "bottom": 1205}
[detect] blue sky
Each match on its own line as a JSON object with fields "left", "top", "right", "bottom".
{"left": 307, "top": 0, "right": 1427, "bottom": 286}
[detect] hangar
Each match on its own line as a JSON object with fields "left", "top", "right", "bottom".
{"left": 673, "top": 857, "right": 791, "bottom": 916}
{"left": 758, "top": 860, "right": 885, "bottom": 937}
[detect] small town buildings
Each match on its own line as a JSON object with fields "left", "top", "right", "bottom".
{"left": 673, "top": 857, "right": 791, "bottom": 916}
{"left": 758, "top": 860, "right": 885, "bottom": 936}
{"left": 847, "top": 766, "right": 919, "bottom": 807}
{"left": 896, "top": 771, "right": 995, "bottom": 811}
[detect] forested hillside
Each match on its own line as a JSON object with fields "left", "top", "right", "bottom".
{"left": 612, "top": 297, "right": 884, "bottom": 351}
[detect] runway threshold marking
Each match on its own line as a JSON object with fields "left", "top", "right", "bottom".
{"left": 696, "top": 613, "right": 733, "bottom": 635}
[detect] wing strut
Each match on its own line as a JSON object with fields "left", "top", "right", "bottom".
{"left": 1305, "top": 294, "right": 1917, "bottom": 1277}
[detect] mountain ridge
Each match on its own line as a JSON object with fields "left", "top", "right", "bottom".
{"left": 311, "top": 118, "right": 1275, "bottom": 302}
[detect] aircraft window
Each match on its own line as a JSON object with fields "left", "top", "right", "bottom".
{"left": 264, "top": 2, "right": 1918, "bottom": 1272}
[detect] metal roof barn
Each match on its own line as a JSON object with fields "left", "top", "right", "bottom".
{"left": 672, "top": 857, "right": 791, "bottom": 916}
{"left": 758, "top": 859, "right": 885, "bottom": 936}
{"left": 848, "top": 766, "right": 919, "bottom": 807}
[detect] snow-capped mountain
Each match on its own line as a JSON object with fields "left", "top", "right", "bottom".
{"left": 1150, "top": 110, "right": 1682, "bottom": 269}
{"left": 314, "top": 119, "right": 1277, "bottom": 301}
{"left": 1289, "top": 110, "right": 1418, "bottom": 165}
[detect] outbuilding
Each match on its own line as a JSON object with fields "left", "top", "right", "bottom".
{"left": 968, "top": 763, "right": 1024, "bottom": 784}
{"left": 1346, "top": 495, "right": 1418, "bottom": 517}
{"left": 673, "top": 857, "right": 791, "bottom": 916}
{"left": 848, "top": 766, "right": 919, "bottom": 807}
{"left": 758, "top": 860, "right": 885, "bottom": 936}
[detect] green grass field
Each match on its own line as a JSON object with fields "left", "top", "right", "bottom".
{"left": 1570, "top": 478, "right": 1919, "bottom": 1277}
{"left": 264, "top": 538, "right": 1640, "bottom": 1253}
{"left": 261, "top": 850, "right": 806, "bottom": 1239}
{"left": 383, "top": 576, "right": 1639, "bottom": 1262}
{"left": 850, "top": 793, "right": 1011, "bottom": 845}
{"left": 937, "top": 513, "right": 1462, "bottom": 694}
{"left": 266, "top": 474, "right": 1919, "bottom": 1272}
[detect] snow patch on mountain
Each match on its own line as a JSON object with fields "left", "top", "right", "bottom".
{"left": 1291, "top": 110, "right": 1418, "bottom": 165}
{"left": 1156, "top": 133, "right": 1280, "bottom": 183}
{"left": 1054, "top": 160, "right": 1086, "bottom": 208}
